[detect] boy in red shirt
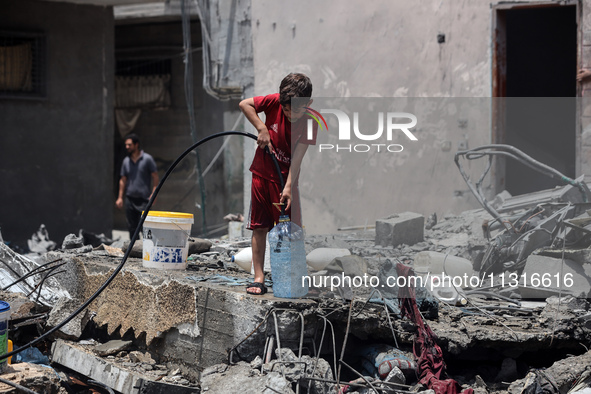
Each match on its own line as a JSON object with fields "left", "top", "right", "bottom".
{"left": 239, "top": 73, "right": 318, "bottom": 295}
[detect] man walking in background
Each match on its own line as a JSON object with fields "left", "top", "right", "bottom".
{"left": 116, "top": 133, "right": 159, "bottom": 238}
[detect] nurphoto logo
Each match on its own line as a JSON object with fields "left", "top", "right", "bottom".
{"left": 306, "top": 108, "right": 418, "bottom": 153}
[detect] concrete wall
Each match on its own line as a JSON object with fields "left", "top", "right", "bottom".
{"left": 246, "top": 0, "right": 580, "bottom": 234}
{"left": 0, "top": 0, "right": 114, "bottom": 248}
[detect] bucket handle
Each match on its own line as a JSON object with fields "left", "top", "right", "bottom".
{"left": 170, "top": 221, "right": 191, "bottom": 238}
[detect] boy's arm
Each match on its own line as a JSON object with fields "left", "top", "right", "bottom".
{"left": 239, "top": 98, "right": 273, "bottom": 152}
{"left": 280, "top": 143, "right": 309, "bottom": 211}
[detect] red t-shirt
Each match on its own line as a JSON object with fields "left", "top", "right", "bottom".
{"left": 249, "top": 93, "right": 317, "bottom": 184}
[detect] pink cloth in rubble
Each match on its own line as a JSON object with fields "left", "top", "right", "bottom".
{"left": 396, "top": 263, "right": 474, "bottom": 394}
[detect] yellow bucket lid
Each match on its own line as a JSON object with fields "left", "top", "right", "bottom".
{"left": 144, "top": 211, "right": 194, "bottom": 219}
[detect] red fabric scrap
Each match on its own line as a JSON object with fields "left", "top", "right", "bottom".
{"left": 396, "top": 263, "right": 474, "bottom": 394}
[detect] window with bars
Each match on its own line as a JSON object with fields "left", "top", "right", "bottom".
{"left": 0, "top": 31, "right": 46, "bottom": 98}
{"left": 115, "top": 58, "right": 172, "bottom": 109}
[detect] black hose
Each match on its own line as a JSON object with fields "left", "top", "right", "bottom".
{"left": 264, "top": 146, "right": 286, "bottom": 215}
{"left": 1, "top": 131, "right": 259, "bottom": 362}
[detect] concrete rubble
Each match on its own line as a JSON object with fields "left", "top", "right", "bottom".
{"left": 1, "top": 151, "right": 591, "bottom": 392}
{"left": 0, "top": 363, "right": 62, "bottom": 394}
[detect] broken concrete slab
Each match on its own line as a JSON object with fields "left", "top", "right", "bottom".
{"left": 375, "top": 212, "right": 424, "bottom": 248}
{"left": 187, "top": 238, "right": 212, "bottom": 254}
{"left": 52, "top": 339, "right": 197, "bottom": 393}
{"left": 61, "top": 245, "right": 93, "bottom": 254}
{"left": 326, "top": 254, "right": 368, "bottom": 277}
{"left": 519, "top": 254, "right": 591, "bottom": 299}
{"left": 26, "top": 214, "right": 591, "bottom": 394}
{"left": 46, "top": 296, "right": 92, "bottom": 340}
{"left": 0, "top": 291, "right": 43, "bottom": 320}
{"left": 61, "top": 233, "right": 84, "bottom": 249}
{"left": 129, "top": 350, "right": 156, "bottom": 365}
{"left": 94, "top": 339, "right": 133, "bottom": 357}
{"left": 123, "top": 239, "right": 143, "bottom": 258}
{"left": 0, "top": 362, "right": 61, "bottom": 393}
{"left": 508, "top": 349, "right": 591, "bottom": 394}
{"left": 48, "top": 252, "right": 200, "bottom": 345}
{"left": 200, "top": 347, "right": 333, "bottom": 394}
{"left": 0, "top": 244, "right": 70, "bottom": 307}
{"left": 47, "top": 252, "right": 316, "bottom": 380}
{"left": 200, "top": 361, "right": 294, "bottom": 393}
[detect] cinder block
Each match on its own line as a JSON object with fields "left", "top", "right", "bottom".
{"left": 375, "top": 212, "right": 424, "bottom": 247}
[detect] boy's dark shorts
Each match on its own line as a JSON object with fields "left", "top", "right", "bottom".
{"left": 247, "top": 174, "right": 302, "bottom": 230}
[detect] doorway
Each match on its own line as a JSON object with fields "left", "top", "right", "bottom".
{"left": 493, "top": 4, "right": 577, "bottom": 196}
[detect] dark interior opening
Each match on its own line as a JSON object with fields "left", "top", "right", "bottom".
{"left": 502, "top": 6, "right": 577, "bottom": 196}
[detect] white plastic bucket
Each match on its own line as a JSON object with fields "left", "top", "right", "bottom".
{"left": 142, "top": 211, "right": 194, "bottom": 270}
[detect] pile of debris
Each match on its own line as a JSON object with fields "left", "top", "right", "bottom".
{"left": 0, "top": 145, "right": 591, "bottom": 393}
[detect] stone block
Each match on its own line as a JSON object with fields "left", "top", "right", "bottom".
{"left": 375, "top": 212, "right": 424, "bottom": 247}
{"left": 519, "top": 254, "right": 591, "bottom": 299}
{"left": 327, "top": 255, "right": 368, "bottom": 277}
{"left": 188, "top": 238, "right": 212, "bottom": 254}
{"left": 46, "top": 297, "right": 89, "bottom": 340}
{"left": 94, "top": 339, "right": 133, "bottom": 357}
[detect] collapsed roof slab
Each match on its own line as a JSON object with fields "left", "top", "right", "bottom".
{"left": 46, "top": 252, "right": 316, "bottom": 381}
{"left": 40, "top": 250, "right": 591, "bottom": 386}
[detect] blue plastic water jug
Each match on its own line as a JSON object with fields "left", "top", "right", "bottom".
{"left": 268, "top": 215, "right": 308, "bottom": 298}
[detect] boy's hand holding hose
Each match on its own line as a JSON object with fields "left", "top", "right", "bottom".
{"left": 256, "top": 126, "right": 274, "bottom": 153}
{"left": 264, "top": 144, "right": 289, "bottom": 214}
{"left": 238, "top": 97, "right": 275, "bottom": 153}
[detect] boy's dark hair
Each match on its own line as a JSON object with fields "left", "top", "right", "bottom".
{"left": 279, "top": 73, "right": 313, "bottom": 107}
{"left": 124, "top": 133, "right": 140, "bottom": 146}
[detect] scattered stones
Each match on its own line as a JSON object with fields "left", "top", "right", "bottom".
{"left": 122, "top": 239, "right": 143, "bottom": 258}
{"left": 0, "top": 363, "right": 61, "bottom": 393}
{"left": 188, "top": 238, "right": 213, "bottom": 254}
{"left": 128, "top": 350, "right": 156, "bottom": 365}
{"left": 94, "top": 339, "right": 133, "bottom": 357}
{"left": 62, "top": 233, "right": 84, "bottom": 249}
{"left": 326, "top": 255, "right": 368, "bottom": 277}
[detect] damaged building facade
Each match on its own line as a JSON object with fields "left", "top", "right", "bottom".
{"left": 2, "top": 0, "right": 591, "bottom": 243}
{"left": 3, "top": 0, "right": 591, "bottom": 393}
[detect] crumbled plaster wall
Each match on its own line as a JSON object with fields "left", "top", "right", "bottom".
{"left": 251, "top": 1, "right": 492, "bottom": 98}
{"left": 247, "top": 0, "right": 496, "bottom": 233}
{"left": 245, "top": 0, "right": 582, "bottom": 234}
